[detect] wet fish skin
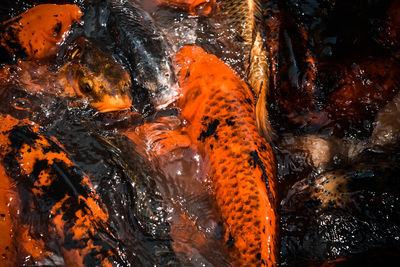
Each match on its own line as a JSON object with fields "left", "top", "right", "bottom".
{"left": 175, "top": 46, "right": 278, "bottom": 266}
{"left": 220, "top": 0, "right": 273, "bottom": 140}
{"left": 0, "top": 36, "right": 133, "bottom": 114}
{"left": 0, "top": 114, "right": 124, "bottom": 266}
{"left": 83, "top": 0, "right": 177, "bottom": 108}
{"left": 0, "top": 4, "right": 82, "bottom": 61}
{"left": 59, "top": 36, "right": 133, "bottom": 113}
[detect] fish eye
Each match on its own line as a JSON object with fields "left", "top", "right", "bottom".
{"left": 80, "top": 80, "right": 94, "bottom": 93}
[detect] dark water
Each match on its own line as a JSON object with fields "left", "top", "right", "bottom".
{"left": 1, "top": 0, "right": 400, "bottom": 266}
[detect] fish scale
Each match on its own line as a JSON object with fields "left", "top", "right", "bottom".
{"left": 0, "top": 115, "right": 123, "bottom": 266}
{"left": 220, "top": 0, "right": 262, "bottom": 52}
{"left": 220, "top": 0, "right": 273, "bottom": 141}
{"left": 175, "top": 46, "right": 277, "bottom": 266}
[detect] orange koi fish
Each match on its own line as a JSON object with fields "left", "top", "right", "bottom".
{"left": 174, "top": 46, "right": 278, "bottom": 266}
{"left": 0, "top": 4, "right": 82, "bottom": 60}
{"left": 0, "top": 114, "right": 121, "bottom": 266}
{"left": 156, "top": 0, "right": 215, "bottom": 16}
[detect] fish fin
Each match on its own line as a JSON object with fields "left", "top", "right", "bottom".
{"left": 255, "top": 81, "right": 274, "bottom": 141}
{"left": 248, "top": 31, "right": 275, "bottom": 141}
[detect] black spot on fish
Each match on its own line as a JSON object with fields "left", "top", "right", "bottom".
{"left": 198, "top": 119, "right": 220, "bottom": 142}
{"left": 245, "top": 97, "right": 252, "bottom": 106}
{"left": 225, "top": 117, "right": 235, "bottom": 126}
{"left": 256, "top": 253, "right": 262, "bottom": 260}
{"left": 260, "top": 144, "right": 267, "bottom": 151}
{"left": 226, "top": 233, "right": 235, "bottom": 247}
{"left": 201, "top": 116, "right": 209, "bottom": 125}
{"left": 7, "top": 125, "right": 40, "bottom": 151}
{"left": 249, "top": 150, "right": 274, "bottom": 203}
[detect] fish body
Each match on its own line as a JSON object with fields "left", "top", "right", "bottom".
{"left": 175, "top": 46, "right": 278, "bottom": 266}
{"left": 0, "top": 114, "right": 121, "bottom": 266}
{"left": 219, "top": 0, "right": 272, "bottom": 140}
{"left": 83, "top": 0, "right": 177, "bottom": 108}
{"left": 0, "top": 4, "right": 82, "bottom": 61}
{"left": 303, "top": 161, "right": 400, "bottom": 209}
{"left": 0, "top": 37, "right": 133, "bottom": 113}
{"left": 281, "top": 157, "right": 400, "bottom": 265}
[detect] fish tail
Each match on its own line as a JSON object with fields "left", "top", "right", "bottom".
{"left": 248, "top": 31, "right": 274, "bottom": 141}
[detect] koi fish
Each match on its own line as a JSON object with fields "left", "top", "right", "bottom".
{"left": 0, "top": 114, "right": 123, "bottom": 266}
{"left": 83, "top": 0, "right": 177, "bottom": 108}
{"left": 296, "top": 161, "right": 400, "bottom": 209}
{"left": 175, "top": 46, "right": 278, "bottom": 266}
{"left": 156, "top": 0, "right": 215, "bottom": 16}
{"left": 281, "top": 156, "right": 400, "bottom": 265}
{"left": 0, "top": 37, "right": 132, "bottom": 113}
{"left": 219, "top": 0, "right": 273, "bottom": 140}
{"left": 58, "top": 36, "right": 133, "bottom": 113}
{"left": 0, "top": 4, "right": 82, "bottom": 60}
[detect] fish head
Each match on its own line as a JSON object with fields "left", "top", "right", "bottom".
{"left": 61, "top": 37, "right": 132, "bottom": 112}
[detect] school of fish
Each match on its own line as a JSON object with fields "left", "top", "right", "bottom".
{"left": 1, "top": 0, "right": 400, "bottom": 266}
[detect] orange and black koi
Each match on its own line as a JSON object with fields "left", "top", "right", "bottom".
{"left": 0, "top": 114, "right": 122, "bottom": 266}
{"left": 175, "top": 46, "right": 278, "bottom": 266}
{"left": 0, "top": 4, "right": 82, "bottom": 61}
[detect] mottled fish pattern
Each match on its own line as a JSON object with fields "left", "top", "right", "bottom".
{"left": 0, "top": 115, "right": 122, "bottom": 266}
{"left": 175, "top": 46, "right": 278, "bottom": 266}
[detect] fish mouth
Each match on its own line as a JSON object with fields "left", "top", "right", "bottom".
{"left": 91, "top": 95, "right": 132, "bottom": 113}
{"left": 154, "top": 83, "right": 180, "bottom": 110}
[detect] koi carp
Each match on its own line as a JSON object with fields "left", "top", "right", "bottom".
{"left": 83, "top": 0, "right": 177, "bottom": 108}
{"left": 0, "top": 37, "right": 132, "bottom": 113}
{"left": 174, "top": 45, "right": 278, "bottom": 266}
{"left": 122, "top": 46, "right": 278, "bottom": 265}
{"left": 0, "top": 114, "right": 122, "bottom": 266}
{"left": 0, "top": 4, "right": 82, "bottom": 60}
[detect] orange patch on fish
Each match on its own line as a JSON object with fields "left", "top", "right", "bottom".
{"left": 174, "top": 46, "right": 278, "bottom": 266}
{"left": 0, "top": 4, "right": 82, "bottom": 60}
{"left": 0, "top": 164, "right": 17, "bottom": 265}
{"left": 0, "top": 142, "right": 50, "bottom": 265}
{"left": 0, "top": 114, "right": 118, "bottom": 266}
{"left": 157, "top": 0, "right": 215, "bottom": 16}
